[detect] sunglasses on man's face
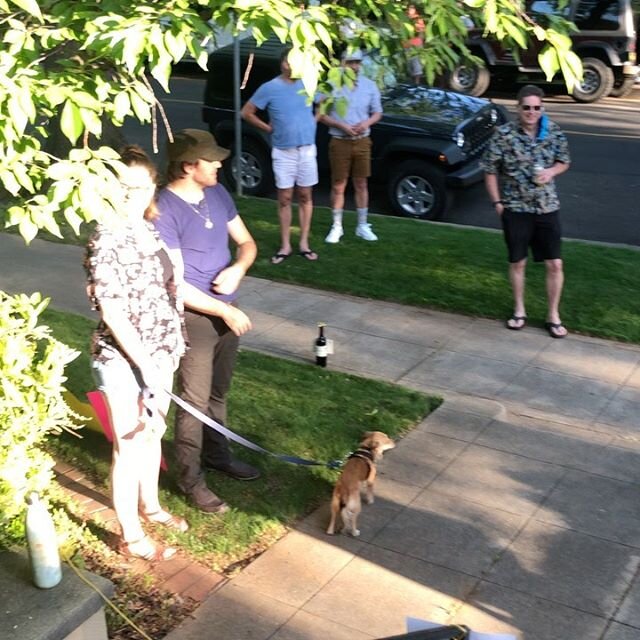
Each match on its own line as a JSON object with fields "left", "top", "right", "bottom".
{"left": 520, "top": 105, "right": 542, "bottom": 111}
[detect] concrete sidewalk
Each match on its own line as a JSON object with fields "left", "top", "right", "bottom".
{"left": 2, "top": 232, "right": 640, "bottom": 639}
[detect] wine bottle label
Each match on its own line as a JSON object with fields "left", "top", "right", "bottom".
{"left": 315, "top": 345, "right": 328, "bottom": 357}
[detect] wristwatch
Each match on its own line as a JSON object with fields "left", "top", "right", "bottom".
{"left": 493, "top": 200, "right": 503, "bottom": 205}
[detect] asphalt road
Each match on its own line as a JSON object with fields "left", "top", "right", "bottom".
{"left": 126, "top": 71, "right": 640, "bottom": 246}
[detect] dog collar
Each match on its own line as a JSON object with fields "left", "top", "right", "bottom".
{"left": 348, "top": 447, "right": 375, "bottom": 463}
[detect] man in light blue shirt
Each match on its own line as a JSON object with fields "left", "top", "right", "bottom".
{"left": 242, "top": 49, "right": 319, "bottom": 264}
{"left": 319, "top": 50, "right": 383, "bottom": 243}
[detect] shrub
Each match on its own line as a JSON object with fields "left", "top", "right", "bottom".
{"left": 0, "top": 291, "right": 82, "bottom": 547}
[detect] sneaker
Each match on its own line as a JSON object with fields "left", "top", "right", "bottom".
{"left": 325, "top": 225, "right": 344, "bottom": 244}
{"left": 355, "top": 223, "right": 378, "bottom": 241}
{"left": 205, "top": 459, "right": 261, "bottom": 481}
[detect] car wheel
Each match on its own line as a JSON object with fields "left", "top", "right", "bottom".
{"left": 609, "top": 76, "right": 635, "bottom": 98}
{"left": 224, "top": 138, "right": 272, "bottom": 196}
{"left": 444, "top": 63, "right": 490, "bottom": 97}
{"left": 571, "top": 58, "right": 614, "bottom": 103}
{"left": 387, "top": 160, "right": 447, "bottom": 220}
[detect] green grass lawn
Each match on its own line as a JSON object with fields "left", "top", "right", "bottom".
{"left": 44, "top": 308, "right": 438, "bottom": 571}
{"left": 23, "top": 194, "right": 640, "bottom": 343}
{"left": 238, "top": 197, "right": 640, "bottom": 343}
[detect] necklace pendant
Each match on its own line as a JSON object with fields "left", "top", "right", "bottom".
{"left": 204, "top": 219, "right": 213, "bottom": 229}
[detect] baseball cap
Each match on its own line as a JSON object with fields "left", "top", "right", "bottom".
{"left": 342, "top": 49, "right": 364, "bottom": 62}
{"left": 166, "top": 129, "right": 230, "bottom": 163}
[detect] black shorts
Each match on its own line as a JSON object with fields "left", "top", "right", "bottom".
{"left": 501, "top": 210, "right": 562, "bottom": 263}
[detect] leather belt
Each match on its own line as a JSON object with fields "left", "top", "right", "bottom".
{"left": 331, "top": 134, "right": 369, "bottom": 141}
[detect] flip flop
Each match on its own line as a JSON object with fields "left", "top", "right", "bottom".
{"left": 506, "top": 315, "right": 527, "bottom": 330}
{"left": 141, "top": 510, "right": 189, "bottom": 533}
{"left": 298, "top": 250, "right": 318, "bottom": 261}
{"left": 545, "top": 321, "right": 567, "bottom": 339}
{"left": 271, "top": 252, "right": 292, "bottom": 265}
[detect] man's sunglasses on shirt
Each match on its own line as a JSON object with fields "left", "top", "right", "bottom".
{"left": 520, "top": 105, "right": 542, "bottom": 111}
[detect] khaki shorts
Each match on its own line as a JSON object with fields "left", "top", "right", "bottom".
{"left": 329, "top": 136, "right": 372, "bottom": 183}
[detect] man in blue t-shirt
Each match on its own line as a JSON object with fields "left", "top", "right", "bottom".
{"left": 241, "top": 49, "right": 319, "bottom": 265}
{"left": 155, "top": 129, "right": 259, "bottom": 514}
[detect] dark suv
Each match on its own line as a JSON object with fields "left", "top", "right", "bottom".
{"left": 446, "top": 0, "right": 638, "bottom": 102}
{"left": 202, "top": 39, "right": 504, "bottom": 220}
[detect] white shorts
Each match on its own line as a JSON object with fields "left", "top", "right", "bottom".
{"left": 272, "top": 144, "right": 318, "bottom": 189}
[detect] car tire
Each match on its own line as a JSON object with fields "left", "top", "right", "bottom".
{"left": 224, "top": 138, "right": 272, "bottom": 196}
{"left": 609, "top": 75, "right": 635, "bottom": 98}
{"left": 444, "top": 63, "right": 490, "bottom": 97}
{"left": 387, "top": 160, "right": 447, "bottom": 220}
{"left": 571, "top": 58, "right": 614, "bottom": 103}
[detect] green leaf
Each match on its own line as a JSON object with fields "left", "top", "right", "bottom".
{"left": 150, "top": 53, "right": 173, "bottom": 92}
{"left": 18, "top": 216, "right": 38, "bottom": 245}
{"left": 538, "top": 45, "right": 559, "bottom": 81}
{"left": 51, "top": 179, "right": 75, "bottom": 203}
{"left": 60, "top": 100, "right": 83, "bottom": 145}
{"left": 12, "top": 163, "right": 34, "bottom": 193}
{"left": 7, "top": 96, "right": 28, "bottom": 136}
{"left": 17, "top": 85, "right": 36, "bottom": 123}
{"left": 533, "top": 25, "right": 546, "bottom": 41}
{"left": 63, "top": 206, "right": 84, "bottom": 236}
{"left": 164, "top": 30, "right": 187, "bottom": 63}
{"left": 114, "top": 91, "right": 131, "bottom": 121}
{"left": 68, "top": 148, "right": 92, "bottom": 162}
{"left": 80, "top": 107, "right": 102, "bottom": 136}
{"left": 315, "top": 22, "right": 333, "bottom": 51}
{"left": 130, "top": 91, "right": 151, "bottom": 122}
{"left": 502, "top": 18, "right": 528, "bottom": 50}
{"left": 0, "top": 169, "right": 21, "bottom": 196}
{"left": 122, "top": 30, "right": 146, "bottom": 72}
{"left": 9, "top": 0, "right": 42, "bottom": 19}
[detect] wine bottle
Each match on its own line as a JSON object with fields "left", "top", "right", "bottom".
{"left": 315, "top": 323, "right": 327, "bottom": 367}
{"left": 25, "top": 492, "right": 62, "bottom": 589}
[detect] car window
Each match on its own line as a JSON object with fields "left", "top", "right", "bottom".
{"left": 528, "top": 0, "right": 572, "bottom": 19}
{"left": 573, "top": 0, "right": 622, "bottom": 30}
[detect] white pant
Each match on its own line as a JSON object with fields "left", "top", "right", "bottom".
{"left": 92, "top": 354, "right": 174, "bottom": 541}
{"left": 272, "top": 144, "right": 318, "bottom": 189}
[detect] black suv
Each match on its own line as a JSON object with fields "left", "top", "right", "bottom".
{"left": 202, "top": 39, "right": 503, "bottom": 220}
{"left": 446, "top": 0, "right": 638, "bottom": 102}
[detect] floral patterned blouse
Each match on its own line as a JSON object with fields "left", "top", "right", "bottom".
{"left": 84, "top": 221, "right": 186, "bottom": 369}
{"left": 482, "top": 116, "right": 570, "bottom": 214}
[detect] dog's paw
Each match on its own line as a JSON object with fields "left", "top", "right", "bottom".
{"left": 326, "top": 529, "right": 335, "bottom": 536}
{"left": 351, "top": 529, "right": 360, "bottom": 537}
{"left": 365, "top": 496, "right": 374, "bottom": 505}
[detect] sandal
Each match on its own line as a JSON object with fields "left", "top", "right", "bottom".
{"left": 119, "top": 536, "right": 177, "bottom": 562}
{"left": 141, "top": 510, "right": 189, "bottom": 533}
{"left": 506, "top": 315, "right": 527, "bottom": 330}
{"left": 298, "top": 250, "right": 318, "bottom": 261}
{"left": 271, "top": 251, "right": 292, "bottom": 265}
{"left": 545, "top": 321, "right": 567, "bottom": 339}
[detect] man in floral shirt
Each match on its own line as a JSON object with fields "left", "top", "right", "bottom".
{"left": 482, "top": 85, "right": 571, "bottom": 338}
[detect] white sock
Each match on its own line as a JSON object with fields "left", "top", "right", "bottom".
{"left": 357, "top": 208, "right": 368, "bottom": 225}
{"left": 332, "top": 209, "right": 343, "bottom": 226}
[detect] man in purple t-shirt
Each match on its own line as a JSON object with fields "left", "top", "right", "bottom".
{"left": 155, "top": 129, "right": 258, "bottom": 514}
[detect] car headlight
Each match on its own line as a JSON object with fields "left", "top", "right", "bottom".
{"left": 454, "top": 132, "right": 465, "bottom": 148}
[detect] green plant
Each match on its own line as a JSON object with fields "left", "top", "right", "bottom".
{"left": 0, "top": 291, "right": 82, "bottom": 547}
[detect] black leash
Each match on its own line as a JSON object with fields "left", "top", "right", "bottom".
{"left": 165, "top": 390, "right": 343, "bottom": 470}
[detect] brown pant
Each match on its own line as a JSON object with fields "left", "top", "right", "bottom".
{"left": 174, "top": 309, "right": 239, "bottom": 495}
{"left": 329, "top": 136, "right": 372, "bottom": 183}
